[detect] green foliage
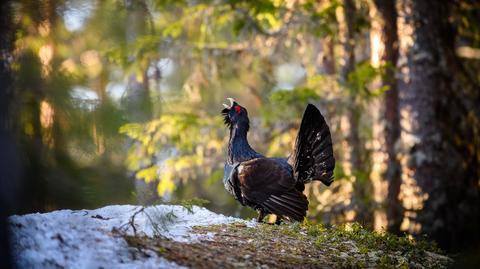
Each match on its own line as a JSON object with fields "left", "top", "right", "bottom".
{"left": 205, "top": 168, "right": 224, "bottom": 186}
{"left": 263, "top": 87, "right": 320, "bottom": 124}
{"left": 232, "top": 17, "right": 246, "bottom": 36}
{"left": 305, "top": 0, "right": 339, "bottom": 37}
{"left": 454, "top": 1, "right": 480, "bottom": 47}
{"left": 136, "top": 198, "right": 210, "bottom": 236}
{"left": 333, "top": 163, "right": 348, "bottom": 181}
{"left": 346, "top": 61, "right": 389, "bottom": 98}
{"left": 120, "top": 113, "right": 225, "bottom": 196}
{"left": 147, "top": 207, "right": 178, "bottom": 235}
{"left": 179, "top": 198, "right": 210, "bottom": 213}
{"left": 269, "top": 87, "right": 320, "bottom": 104}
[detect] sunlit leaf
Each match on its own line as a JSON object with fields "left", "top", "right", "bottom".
{"left": 136, "top": 166, "right": 158, "bottom": 183}
{"left": 157, "top": 170, "right": 176, "bottom": 196}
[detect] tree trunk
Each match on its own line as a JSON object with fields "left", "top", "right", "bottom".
{"left": 337, "top": 0, "right": 373, "bottom": 226}
{"left": 397, "top": 0, "right": 480, "bottom": 250}
{"left": 0, "top": 0, "right": 18, "bottom": 266}
{"left": 318, "top": 36, "right": 336, "bottom": 75}
{"left": 124, "top": 0, "right": 157, "bottom": 204}
{"left": 124, "top": 0, "right": 152, "bottom": 123}
{"left": 371, "top": 0, "right": 403, "bottom": 234}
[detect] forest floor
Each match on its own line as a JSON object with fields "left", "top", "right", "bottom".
{"left": 124, "top": 222, "right": 451, "bottom": 269}
{"left": 9, "top": 204, "right": 451, "bottom": 269}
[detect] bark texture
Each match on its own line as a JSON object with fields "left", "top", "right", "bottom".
{"left": 397, "top": 0, "right": 480, "bottom": 250}
{"left": 372, "top": 0, "right": 403, "bottom": 234}
{"left": 338, "top": 0, "right": 373, "bottom": 226}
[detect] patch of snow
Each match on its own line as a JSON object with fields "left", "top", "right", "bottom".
{"left": 9, "top": 204, "right": 253, "bottom": 269}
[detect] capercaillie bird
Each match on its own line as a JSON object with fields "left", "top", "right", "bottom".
{"left": 221, "top": 98, "right": 335, "bottom": 222}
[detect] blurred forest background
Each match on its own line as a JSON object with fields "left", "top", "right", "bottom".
{"left": 1, "top": 0, "right": 480, "bottom": 259}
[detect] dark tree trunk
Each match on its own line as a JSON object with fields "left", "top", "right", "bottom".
{"left": 338, "top": 0, "right": 373, "bottom": 226}
{"left": 123, "top": 0, "right": 157, "bottom": 204}
{"left": 124, "top": 0, "right": 152, "bottom": 123}
{"left": 318, "top": 36, "right": 336, "bottom": 75}
{"left": 397, "top": 0, "right": 480, "bottom": 250}
{"left": 0, "top": 0, "right": 18, "bottom": 267}
{"left": 339, "top": 0, "right": 355, "bottom": 83}
{"left": 372, "top": 0, "right": 403, "bottom": 234}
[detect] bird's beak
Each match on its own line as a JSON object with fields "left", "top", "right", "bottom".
{"left": 222, "top": 97, "right": 236, "bottom": 109}
{"left": 227, "top": 97, "right": 235, "bottom": 107}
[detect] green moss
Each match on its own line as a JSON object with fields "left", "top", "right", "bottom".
{"left": 358, "top": 245, "right": 369, "bottom": 254}
{"left": 121, "top": 221, "right": 451, "bottom": 269}
{"left": 253, "top": 221, "right": 449, "bottom": 268}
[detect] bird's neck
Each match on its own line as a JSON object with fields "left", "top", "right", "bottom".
{"left": 228, "top": 123, "right": 257, "bottom": 163}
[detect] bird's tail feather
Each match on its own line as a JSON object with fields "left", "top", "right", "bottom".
{"left": 262, "top": 191, "right": 308, "bottom": 221}
{"left": 289, "top": 104, "right": 335, "bottom": 186}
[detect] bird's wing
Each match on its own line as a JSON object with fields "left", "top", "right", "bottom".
{"left": 223, "top": 162, "right": 244, "bottom": 205}
{"left": 236, "top": 158, "right": 308, "bottom": 221}
{"left": 288, "top": 104, "right": 335, "bottom": 186}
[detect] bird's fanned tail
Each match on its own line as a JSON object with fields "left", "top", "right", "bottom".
{"left": 262, "top": 191, "right": 308, "bottom": 221}
{"left": 288, "top": 104, "right": 335, "bottom": 186}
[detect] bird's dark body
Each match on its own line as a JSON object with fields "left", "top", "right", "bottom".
{"left": 221, "top": 101, "right": 335, "bottom": 222}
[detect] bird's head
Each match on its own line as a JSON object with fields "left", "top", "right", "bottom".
{"left": 221, "top": 97, "right": 249, "bottom": 131}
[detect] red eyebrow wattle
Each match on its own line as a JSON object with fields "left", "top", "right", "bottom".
{"left": 234, "top": 106, "right": 241, "bottom": 113}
